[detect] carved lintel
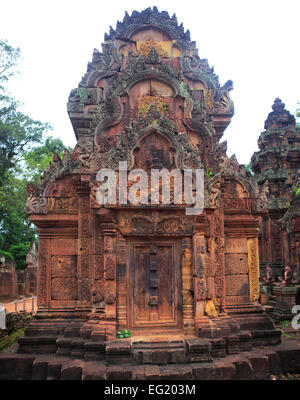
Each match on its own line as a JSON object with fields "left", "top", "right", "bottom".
{"left": 123, "top": 215, "right": 193, "bottom": 236}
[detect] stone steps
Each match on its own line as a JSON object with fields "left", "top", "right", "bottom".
{"left": 1, "top": 338, "right": 299, "bottom": 380}
{"left": 16, "top": 326, "right": 283, "bottom": 364}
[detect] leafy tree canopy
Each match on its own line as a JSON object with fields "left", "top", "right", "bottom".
{"left": 0, "top": 40, "right": 71, "bottom": 268}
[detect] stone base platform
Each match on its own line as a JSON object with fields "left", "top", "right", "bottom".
{"left": 14, "top": 315, "right": 282, "bottom": 365}
{"left": 0, "top": 337, "right": 300, "bottom": 380}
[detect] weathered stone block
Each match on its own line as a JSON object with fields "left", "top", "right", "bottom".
{"left": 130, "top": 365, "right": 146, "bottom": 380}
{"left": 152, "top": 350, "right": 170, "bottom": 364}
{"left": 214, "top": 360, "right": 237, "bottom": 380}
{"left": 227, "top": 355, "right": 255, "bottom": 380}
{"left": 169, "top": 349, "right": 186, "bottom": 363}
{"left": 106, "top": 365, "right": 132, "bottom": 380}
{"left": 0, "top": 354, "right": 35, "bottom": 379}
{"left": 226, "top": 275, "right": 249, "bottom": 296}
{"left": 225, "top": 253, "right": 248, "bottom": 275}
{"left": 144, "top": 365, "right": 160, "bottom": 380}
{"left": 82, "top": 361, "right": 106, "bottom": 380}
{"left": 51, "top": 277, "right": 77, "bottom": 300}
{"left": 51, "top": 255, "right": 77, "bottom": 278}
{"left": 160, "top": 365, "right": 193, "bottom": 380}
{"left": 61, "top": 360, "right": 84, "bottom": 380}
{"left": 225, "top": 238, "right": 248, "bottom": 253}
{"left": 245, "top": 352, "right": 270, "bottom": 379}
{"left": 32, "top": 356, "right": 52, "bottom": 380}
{"left": 192, "top": 363, "right": 217, "bottom": 380}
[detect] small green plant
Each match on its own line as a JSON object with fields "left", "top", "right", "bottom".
{"left": 206, "top": 168, "right": 214, "bottom": 178}
{"left": 117, "top": 329, "right": 132, "bottom": 338}
{"left": 281, "top": 320, "right": 290, "bottom": 328}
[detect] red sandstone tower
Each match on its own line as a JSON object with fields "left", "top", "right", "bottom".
{"left": 20, "top": 7, "right": 280, "bottom": 361}
{"left": 251, "top": 99, "right": 300, "bottom": 278}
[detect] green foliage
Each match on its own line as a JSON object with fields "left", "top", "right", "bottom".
{"left": 0, "top": 249, "right": 14, "bottom": 261}
{"left": 0, "top": 328, "right": 25, "bottom": 353}
{"left": 0, "top": 40, "right": 51, "bottom": 186}
{"left": 0, "top": 172, "right": 36, "bottom": 253}
{"left": 24, "top": 137, "right": 71, "bottom": 184}
{"left": 9, "top": 242, "right": 31, "bottom": 269}
{"left": 245, "top": 164, "right": 254, "bottom": 175}
{"left": 0, "top": 39, "right": 20, "bottom": 87}
{"left": 0, "top": 40, "right": 70, "bottom": 269}
{"left": 0, "top": 104, "right": 50, "bottom": 184}
{"left": 296, "top": 186, "right": 300, "bottom": 196}
{"left": 117, "top": 329, "right": 132, "bottom": 338}
{"left": 206, "top": 167, "right": 214, "bottom": 178}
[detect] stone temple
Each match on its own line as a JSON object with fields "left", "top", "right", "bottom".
{"left": 19, "top": 7, "right": 282, "bottom": 366}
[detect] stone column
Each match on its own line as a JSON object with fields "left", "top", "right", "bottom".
{"left": 76, "top": 181, "right": 91, "bottom": 312}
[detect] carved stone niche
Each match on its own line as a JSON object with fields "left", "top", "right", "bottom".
{"left": 133, "top": 131, "right": 176, "bottom": 170}
{"left": 222, "top": 179, "right": 251, "bottom": 212}
{"left": 129, "top": 79, "right": 175, "bottom": 110}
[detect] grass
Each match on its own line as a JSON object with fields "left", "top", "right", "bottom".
{"left": 0, "top": 328, "right": 25, "bottom": 352}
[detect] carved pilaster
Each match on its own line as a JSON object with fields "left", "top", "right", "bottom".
{"left": 37, "top": 238, "right": 50, "bottom": 309}
{"left": 116, "top": 234, "right": 127, "bottom": 330}
{"left": 248, "top": 237, "right": 260, "bottom": 301}
{"left": 181, "top": 237, "right": 194, "bottom": 335}
{"left": 92, "top": 220, "right": 104, "bottom": 304}
{"left": 76, "top": 183, "right": 91, "bottom": 310}
{"left": 214, "top": 210, "right": 226, "bottom": 311}
{"left": 102, "top": 221, "right": 117, "bottom": 339}
{"left": 193, "top": 233, "right": 206, "bottom": 320}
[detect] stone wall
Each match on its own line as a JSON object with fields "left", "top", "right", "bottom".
{"left": 0, "top": 264, "right": 37, "bottom": 299}
{"left": 0, "top": 263, "right": 18, "bottom": 299}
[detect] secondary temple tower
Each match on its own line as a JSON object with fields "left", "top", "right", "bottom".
{"left": 251, "top": 99, "right": 300, "bottom": 278}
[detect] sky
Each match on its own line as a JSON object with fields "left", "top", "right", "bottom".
{"left": 1, "top": 0, "right": 299, "bottom": 164}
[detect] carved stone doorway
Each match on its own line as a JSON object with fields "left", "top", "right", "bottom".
{"left": 129, "top": 239, "right": 182, "bottom": 333}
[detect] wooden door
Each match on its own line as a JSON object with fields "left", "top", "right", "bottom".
{"left": 129, "top": 241, "right": 182, "bottom": 330}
